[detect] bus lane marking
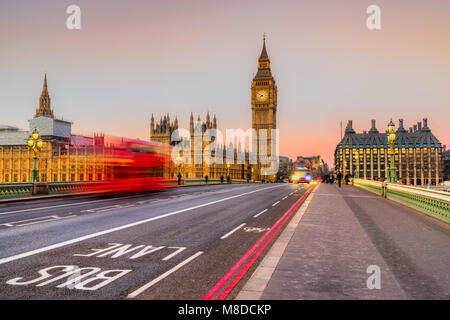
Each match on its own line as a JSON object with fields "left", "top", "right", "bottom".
{"left": 6, "top": 265, "right": 131, "bottom": 291}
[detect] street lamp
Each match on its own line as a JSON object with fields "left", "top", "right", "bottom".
{"left": 353, "top": 149, "right": 359, "bottom": 179}
{"left": 387, "top": 119, "right": 397, "bottom": 183}
{"left": 27, "top": 128, "right": 43, "bottom": 183}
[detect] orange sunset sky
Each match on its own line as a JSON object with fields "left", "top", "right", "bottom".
{"left": 1, "top": 0, "right": 449, "bottom": 166}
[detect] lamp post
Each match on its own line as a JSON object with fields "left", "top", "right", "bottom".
{"left": 387, "top": 119, "right": 397, "bottom": 183}
{"left": 27, "top": 128, "right": 43, "bottom": 183}
{"left": 353, "top": 149, "right": 359, "bottom": 179}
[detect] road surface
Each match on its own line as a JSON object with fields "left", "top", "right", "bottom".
{"left": 0, "top": 183, "right": 309, "bottom": 299}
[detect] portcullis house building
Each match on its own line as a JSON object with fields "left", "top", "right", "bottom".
{"left": 334, "top": 119, "right": 444, "bottom": 186}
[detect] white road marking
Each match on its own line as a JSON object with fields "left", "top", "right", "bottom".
{"left": 1, "top": 214, "right": 76, "bottom": 227}
{"left": 272, "top": 201, "right": 280, "bottom": 207}
{"left": 282, "top": 196, "right": 288, "bottom": 200}
{"left": 289, "top": 192, "right": 293, "bottom": 196}
{"left": 253, "top": 209, "right": 268, "bottom": 218}
{"left": 0, "top": 185, "right": 283, "bottom": 265}
{"left": 243, "top": 227, "right": 270, "bottom": 233}
{"left": 127, "top": 251, "right": 204, "bottom": 299}
{"left": 82, "top": 204, "right": 136, "bottom": 213}
{"left": 162, "top": 247, "right": 186, "bottom": 261}
{"left": 0, "top": 194, "right": 146, "bottom": 215}
{"left": 220, "top": 223, "right": 246, "bottom": 240}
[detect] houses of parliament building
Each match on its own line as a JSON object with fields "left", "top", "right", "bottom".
{"left": 1, "top": 36, "right": 279, "bottom": 183}
{"left": 150, "top": 36, "right": 279, "bottom": 182}
{"left": 0, "top": 75, "right": 113, "bottom": 184}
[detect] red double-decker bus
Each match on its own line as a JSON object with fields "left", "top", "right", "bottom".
{"left": 81, "top": 136, "right": 175, "bottom": 194}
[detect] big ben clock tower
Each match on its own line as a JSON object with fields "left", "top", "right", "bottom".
{"left": 251, "top": 34, "right": 278, "bottom": 182}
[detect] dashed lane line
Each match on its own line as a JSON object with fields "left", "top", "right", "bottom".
{"left": 220, "top": 223, "right": 246, "bottom": 240}
{"left": 127, "top": 251, "right": 204, "bottom": 299}
{"left": 253, "top": 209, "right": 268, "bottom": 218}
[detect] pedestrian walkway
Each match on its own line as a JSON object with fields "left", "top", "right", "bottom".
{"left": 237, "top": 183, "right": 450, "bottom": 300}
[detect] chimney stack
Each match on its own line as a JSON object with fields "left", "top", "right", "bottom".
{"left": 417, "top": 121, "right": 422, "bottom": 131}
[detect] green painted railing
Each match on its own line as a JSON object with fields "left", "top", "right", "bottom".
{"left": 0, "top": 183, "right": 34, "bottom": 198}
{"left": 354, "top": 179, "right": 450, "bottom": 224}
{"left": 353, "top": 179, "right": 383, "bottom": 196}
{"left": 47, "top": 181, "right": 103, "bottom": 194}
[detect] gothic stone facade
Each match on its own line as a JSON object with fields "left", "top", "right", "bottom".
{"left": 150, "top": 112, "right": 250, "bottom": 180}
{"left": 251, "top": 36, "right": 278, "bottom": 182}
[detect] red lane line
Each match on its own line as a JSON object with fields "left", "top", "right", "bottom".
{"left": 217, "top": 188, "right": 312, "bottom": 300}
{"left": 202, "top": 186, "right": 313, "bottom": 300}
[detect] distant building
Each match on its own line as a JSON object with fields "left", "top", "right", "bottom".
{"left": 334, "top": 119, "right": 444, "bottom": 185}
{"left": 277, "top": 156, "right": 293, "bottom": 181}
{"left": 443, "top": 148, "right": 450, "bottom": 182}
{"left": 295, "top": 155, "right": 328, "bottom": 178}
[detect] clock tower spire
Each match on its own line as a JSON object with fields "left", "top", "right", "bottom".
{"left": 251, "top": 34, "right": 278, "bottom": 182}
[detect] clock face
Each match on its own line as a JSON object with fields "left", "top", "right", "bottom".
{"left": 256, "top": 90, "right": 269, "bottom": 102}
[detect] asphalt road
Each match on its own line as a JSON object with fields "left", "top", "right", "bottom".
{"left": 0, "top": 183, "right": 309, "bottom": 299}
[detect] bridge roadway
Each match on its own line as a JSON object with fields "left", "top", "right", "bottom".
{"left": 0, "top": 183, "right": 309, "bottom": 299}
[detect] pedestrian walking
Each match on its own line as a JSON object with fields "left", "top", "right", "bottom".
{"left": 337, "top": 171, "right": 342, "bottom": 188}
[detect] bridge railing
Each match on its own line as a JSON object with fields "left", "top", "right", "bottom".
{"left": 0, "top": 181, "right": 103, "bottom": 198}
{"left": 0, "top": 183, "right": 34, "bottom": 198}
{"left": 353, "top": 178, "right": 450, "bottom": 224}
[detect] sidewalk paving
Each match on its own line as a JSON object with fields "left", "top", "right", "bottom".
{"left": 237, "top": 183, "right": 450, "bottom": 300}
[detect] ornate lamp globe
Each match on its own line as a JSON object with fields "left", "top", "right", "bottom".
{"left": 32, "top": 130, "right": 39, "bottom": 140}
{"left": 387, "top": 119, "right": 395, "bottom": 134}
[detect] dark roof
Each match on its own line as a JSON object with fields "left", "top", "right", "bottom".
{"left": 254, "top": 68, "right": 272, "bottom": 79}
{"left": 337, "top": 120, "right": 442, "bottom": 149}
{"left": 259, "top": 39, "right": 269, "bottom": 60}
